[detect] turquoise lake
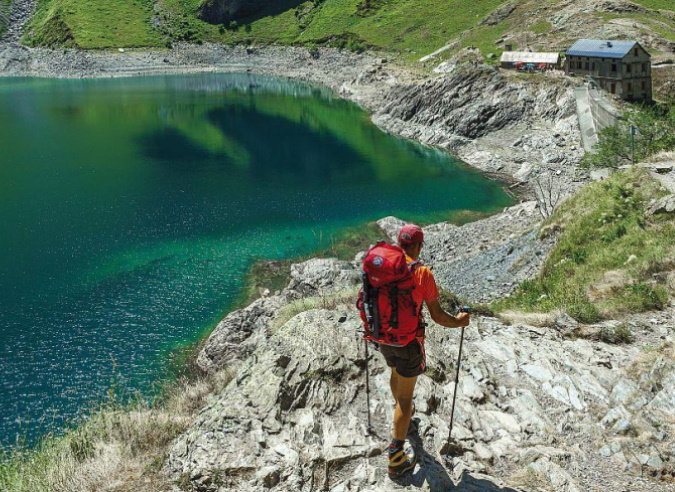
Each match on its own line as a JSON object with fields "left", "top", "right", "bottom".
{"left": 0, "top": 73, "right": 512, "bottom": 447}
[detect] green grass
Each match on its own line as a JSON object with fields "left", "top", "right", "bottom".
{"left": 24, "top": 0, "right": 162, "bottom": 48}
{"left": 631, "top": 0, "right": 675, "bottom": 10}
{"left": 530, "top": 20, "right": 551, "bottom": 35}
{"left": 24, "top": 0, "right": 510, "bottom": 57}
{"left": 597, "top": 11, "right": 675, "bottom": 44}
{"left": 494, "top": 168, "right": 674, "bottom": 323}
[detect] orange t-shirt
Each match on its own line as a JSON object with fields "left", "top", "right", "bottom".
{"left": 407, "top": 255, "right": 439, "bottom": 310}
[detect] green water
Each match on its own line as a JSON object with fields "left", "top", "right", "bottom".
{"left": 0, "top": 73, "right": 512, "bottom": 446}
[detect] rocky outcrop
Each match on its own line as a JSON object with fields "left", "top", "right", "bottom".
{"left": 1, "top": 0, "right": 36, "bottom": 43}
{"left": 379, "top": 202, "right": 553, "bottom": 303}
{"left": 374, "top": 64, "right": 575, "bottom": 143}
{"left": 198, "top": 0, "right": 282, "bottom": 24}
{"left": 648, "top": 194, "right": 675, "bottom": 216}
{"left": 167, "top": 208, "right": 675, "bottom": 491}
{"left": 368, "top": 62, "right": 585, "bottom": 187}
{"left": 197, "top": 258, "right": 360, "bottom": 373}
{"left": 285, "top": 258, "right": 361, "bottom": 300}
{"left": 168, "top": 297, "right": 675, "bottom": 491}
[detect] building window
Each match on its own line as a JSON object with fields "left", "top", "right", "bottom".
{"left": 612, "top": 63, "right": 617, "bottom": 72}
{"left": 628, "top": 83, "right": 632, "bottom": 92}
{"left": 642, "top": 63, "right": 647, "bottom": 73}
{"left": 642, "top": 81, "right": 646, "bottom": 90}
{"left": 585, "top": 62, "right": 589, "bottom": 70}
{"left": 627, "top": 64, "right": 632, "bottom": 73}
{"left": 592, "top": 62, "right": 595, "bottom": 71}
{"left": 634, "top": 48, "right": 638, "bottom": 56}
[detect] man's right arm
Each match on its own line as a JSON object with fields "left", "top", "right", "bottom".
{"left": 426, "top": 300, "right": 470, "bottom": 328}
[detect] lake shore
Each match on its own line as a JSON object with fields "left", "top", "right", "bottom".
{"left": 0, "top": 42, "right": 586, "bottom": 192}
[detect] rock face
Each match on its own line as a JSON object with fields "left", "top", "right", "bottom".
{"left": 648, "top": 194, "right": 675, "bottom": 216}
{"left": 197, "top": 258, "right": 360, "bottom": 373}
{"left": 374, "top": 64, "right": 575, "bottom": 142}
{"left": 379, "top": 201, "right": 553, "bottom": 303}
{"left": 198, "top": 0, "right": 273, "bottom": 24}
{"left": 168, "top": 301, "right": 675, "bottom": 491}
{"left": 1, "top": 0, "right": 37, "bottom": 43}
{"left": 166, "top": 217, "right": 675, "bottom": 491}
{"left": 369, "top": 62, "right": 585, "bottom": 188}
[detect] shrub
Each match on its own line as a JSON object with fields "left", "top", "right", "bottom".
{"left": 583, "top": 102, "right": 675, "bottom": 169}
{"left": 599, "top": 324, "right": 634, "bottom": 344}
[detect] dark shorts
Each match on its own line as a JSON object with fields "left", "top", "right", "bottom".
{"left": 379, "top": 340, "right": 427, "bottom": 378}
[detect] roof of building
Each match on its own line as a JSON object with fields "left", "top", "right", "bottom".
{"left": 566, "top": 39, "right": 648, "bottom": 59}
{"left": 500, "top": 51, "right": 560, "bottom": 64}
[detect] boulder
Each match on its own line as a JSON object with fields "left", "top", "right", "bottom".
{"left": 648, "top": 194, "right": 675, "bottom": 215}
{"left": 286, "top": 258, "right": 360, "bottom": 299}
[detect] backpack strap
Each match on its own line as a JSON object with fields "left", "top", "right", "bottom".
{"left": 389, "top": 286, "right": 399, "bottom": 328}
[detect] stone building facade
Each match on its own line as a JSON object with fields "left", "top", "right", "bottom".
{"left": 565, "top": 39, "right": 652, "bottom": 102}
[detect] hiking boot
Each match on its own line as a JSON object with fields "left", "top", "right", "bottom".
{"left": 388, "top": 443, "right": 417, "bottom": 479}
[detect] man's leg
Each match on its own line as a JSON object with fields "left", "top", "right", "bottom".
{"left": 392, "top": 371, "right": 417, "bottom": 441}
{"left": 390, "top": 367, "right": 399, "bottom": 402}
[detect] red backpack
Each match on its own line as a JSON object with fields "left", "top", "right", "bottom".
{"left": 356, "top": 242, "right": 422, "bottom": 346}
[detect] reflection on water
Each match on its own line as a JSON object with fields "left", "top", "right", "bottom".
{"left": 0, "top": 73, "right": 512, "bottom": 447}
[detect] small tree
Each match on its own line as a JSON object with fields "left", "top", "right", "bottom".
{"left": 533, "top": 173, "right": 564, "bottom": 219}
{"left": 583, "top": 102, "right": 675, "bottom": 169}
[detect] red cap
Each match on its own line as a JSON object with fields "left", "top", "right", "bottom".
{"left": 398, "top": 224, "right": 424, "bottom": 245}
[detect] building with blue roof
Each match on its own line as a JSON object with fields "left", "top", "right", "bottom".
{"left": 565, "top": 39, "right": 652, "bottom": 102}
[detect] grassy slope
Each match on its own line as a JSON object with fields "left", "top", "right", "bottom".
{"left": 158, "top": 0, "right": 507, "bottom": 59}
{"left": 24, "top": 0, "right": 161, "bottom": 48}
{"left": 18, "top": 0, "right": 675, "bottom": 58}
{"left": 495, "top": 168, "right": 675, "bottom": 323}
{"left": 21, "top": 0, "right": 510, "bottom": 56}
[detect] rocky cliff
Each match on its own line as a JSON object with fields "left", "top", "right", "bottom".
{"left": 165, "top": 203, "right": 675, "bottom": 492}
{"left": 198, "top": 0, "right": 276, "bottom": 24}
{"left": 354, "top": 59, "right": 585, "bottom": 187}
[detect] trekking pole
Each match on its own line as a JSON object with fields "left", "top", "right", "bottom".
{"left": 444, "top": 306, "right": 471, "bottom": 461}
{"left": 364, "top": 339, "right": 373, "bottom": 435}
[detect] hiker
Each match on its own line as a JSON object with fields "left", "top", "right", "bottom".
{"left": 358, "top": 224, "right": 470, "bottom": 478}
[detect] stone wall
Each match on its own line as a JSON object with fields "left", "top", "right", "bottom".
{"left": 588, "top": 87, "right": 619, "bottom": 133}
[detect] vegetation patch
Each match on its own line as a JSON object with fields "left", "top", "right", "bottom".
{"left": 156, "top": 0, "right": 507, "bottom": 60}
{"left": 584, "top": 102, "right": 675, "bottom": 169}
{"left": 0, "top": 369, "right": 233, "bottom": 492}
{"left": 355, "top": 0, "right": 387, "bottom": 17}
{"left": 439, "top": 289, "right": 494, "bottom": 317}
{"left": 631, "top": 0, "right": 675, "bottom": 10}
{"left": 494, "top": 168, "right": 674, "bottom": 323}
{"left": 24, "top": 0, "right": 161, "bottom": 48}
{"left": 599, "top": 323, "right": 635, "bottom": 344}
{"left": 271, "top": 288, "right": 357, "bottom": 332}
